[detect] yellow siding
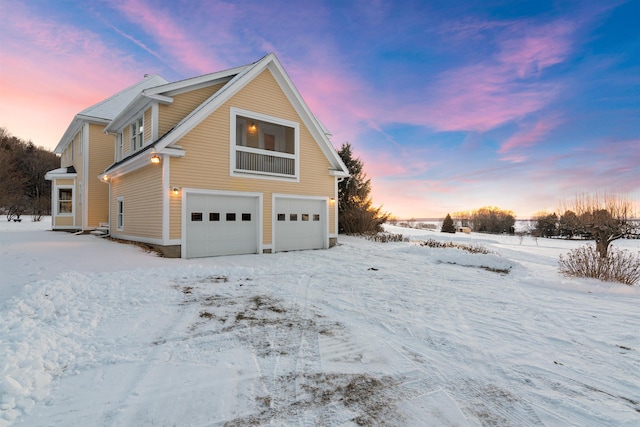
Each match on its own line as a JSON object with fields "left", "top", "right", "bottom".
{"left": 111, "top": 165, "right": 163, "bottom": 239}
{"left": 87, "top": 123, "right": 113, "bottom": 227}
{"left": 55, "top": 216, "right": 74, "bottom": 227}
{"left": 168, "top": 69, "right": 335, "bottom": 243}
{"left": 144, "top": 108, "right": 152, "bottom": 143}
{"left": 57, "top": 178, "right": 75, "bottom": 186}
{"left": 122, "top": 126, "right": 131, "bottom": 155}
{"left": 158, "top": 83, "right": 225, "bottom": 138}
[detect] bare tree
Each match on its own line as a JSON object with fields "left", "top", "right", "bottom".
{"left": 562, "top": 193, "right": 638, "bottom": 258}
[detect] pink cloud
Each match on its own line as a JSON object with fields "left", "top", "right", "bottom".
{"left": 0, "top": 4, "right": 150, "bottom": 149}
{"left": 499, "top": 114, "right": 565, "bottom": 158}
{"left": 383, "top": 19, "right": 575, "bottom": 134}
{"left": 108, "top": 0, "right": 229, "bottom": 74}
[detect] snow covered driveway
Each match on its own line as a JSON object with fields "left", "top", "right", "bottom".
{"left": 1, "top": 221, "right": 639, "bottom": 426}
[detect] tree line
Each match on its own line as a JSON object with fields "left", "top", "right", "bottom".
{"left": 448, "top": 207, "right": 516, "bottom": 234}
{"left": 532, "top": 193, "right": 638, "bottom": 258}
{"left": 0, "top": 128, "right": 60, "bottom": 220}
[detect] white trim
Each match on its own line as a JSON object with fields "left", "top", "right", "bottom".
{"left": 99, "top": 148, "right": 184, "bottom": 181}
{"left": 334, "top": 177, "right": 339, "bottom": 236}
{"left": 181, "top": 189, "right": 263, "bottom": 259}
{"left": 82, "top": 123, "right": 90, "bottom": 229}
{"left": 152, "top": 103, "right": 159, "bottom": 141}
{"left": 54, "top": 185, "right": 75, "bottom": 217}
{"left": 144, "top": 65, "right": 246, "bottom": 96}
{"left": 162, "top": 156, "right": 170, "bottom": 244}
{"left": 272, "top": 194, "right": 329, "bottom": 252}
{"left": 116, "top": 196, "right": 124, "bottom": 231}
{"left": 229, "top": 107, "right": 300, "bottom": 182}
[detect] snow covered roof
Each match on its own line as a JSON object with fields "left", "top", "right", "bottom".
{"left": 54, "top": 75, "right": 169, "bottom": 154}
{"left": 103, "top": 53, "right": 348, "bottom": 178}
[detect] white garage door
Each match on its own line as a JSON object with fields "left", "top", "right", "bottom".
{"left": 185, "top": 193, "right": 259, "bottom": 258}
{"left": 274, "top": 197, "right": 326, "bottom": 252}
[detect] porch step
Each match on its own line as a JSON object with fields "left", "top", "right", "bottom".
{"left": 90, "top": 222, "right": 110, "bottom": 237}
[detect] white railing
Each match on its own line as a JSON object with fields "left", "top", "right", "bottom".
{"left": 236, "top": 148, "right": 295, "bottom": 176}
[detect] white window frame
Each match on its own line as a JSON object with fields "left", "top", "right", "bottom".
{"left": 57, "top": 186, "right": 74, "bottom": 216}
{"left": 229, "top": 107, "right": 300, "bottom": 181}
{"left": 130, "top": 116, "right": 144, "bottom": 152}
{"left": 117, "top": 197, "right": 124, "bottom": 231}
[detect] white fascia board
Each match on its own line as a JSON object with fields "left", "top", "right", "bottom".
{"left": 105, "top": 95, "right": 153, "bottom": 134}
{"left": 329, "top": 169, "right": 350, "bottom": 177}
{"left": 99, "top": 147, "right": 185, "bottom": 180}
{"left": 145, "top": 93, "right": 173, "bottom": 104}
{"left": 54, "top": 118, "right": 83, "bottom": 154}
{"left": 144, "top": 64, "right": 249, "bottom": 97}
{"left": 45, "top": 170, "right": 77, "bottom": 180}
{"left": 75, "top": 115, "right": 110, "bottom": 125}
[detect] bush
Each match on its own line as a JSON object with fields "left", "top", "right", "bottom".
{"left": 363, "top": 232, "right": 408, "bottom": 243}
{"left": 558, "top": 245, "right": 640, "bottom": 286}
{"left": 417, "top": 239, "right": 490, "bottom": 254}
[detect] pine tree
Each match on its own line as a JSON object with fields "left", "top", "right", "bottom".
{"left": 337, "top": 143, "right": 389, "bottom": 234}
{"left": 441, "top": 213, "right": 456, "bottom": 233}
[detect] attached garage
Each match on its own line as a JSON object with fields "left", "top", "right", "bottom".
{"left": 274, "top": 196, "right": 327, "bottom": 252}
{"left": 184, "top": 191, "right": 260, "bottom": 258}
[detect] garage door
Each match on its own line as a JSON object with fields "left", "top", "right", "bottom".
{"left": 185, "top": 193, "right": 259, "bottom": 258}
{"left": 274, "top": 197, "right": 326, "bottom": 252}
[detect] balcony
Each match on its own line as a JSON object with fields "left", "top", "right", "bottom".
{"left": 235, "top": 147, "right": 295, "bottom": 177}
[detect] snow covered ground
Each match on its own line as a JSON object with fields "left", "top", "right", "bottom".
{"left": 1, "top": 218, "right": 639, "bottom": 426}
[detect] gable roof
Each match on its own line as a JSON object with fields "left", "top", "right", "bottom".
{"left": 54, "top": 74, "right": 168, "bottom": 154}
{"left": 103, "top": 53, "right": 348, "bottom": 177}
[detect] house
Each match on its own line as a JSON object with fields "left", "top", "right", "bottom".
{"left": 45, "top": 75, "right": 169, "bottom": 231}
{"left": 52, "top": 53, "right": 349, "bottom": 258}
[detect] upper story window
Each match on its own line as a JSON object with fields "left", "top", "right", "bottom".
{"left": 230, "top": 107, "right": 299, "bottom": 180}
{"left": 130, "top": 116, "right": 144, "bottom": 152}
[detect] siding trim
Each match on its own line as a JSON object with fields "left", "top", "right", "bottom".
{"left": 162, "top": 155, "right": 170, "bottom": 244}
{"left": 82, "top": 123, "right": 90, "bottom": 229}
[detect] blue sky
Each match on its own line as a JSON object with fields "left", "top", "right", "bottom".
{"left": 1, "top": 0, "right": 638, "bottom": 218}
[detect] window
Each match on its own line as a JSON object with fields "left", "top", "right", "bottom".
{"left": 313, "top": 214, "right": 320, "bottom": 221}
{"left": 277, "top": 213, "right": 286, "bottom": 221}
{"left": 226, "top": 213, "right": 236, "bottom": 221}
{"left": 130, "top": 116, "right": 144, "bottom": 152}
{"left": 290, "top": 214, "right": 297, "bottom": 221}
{"left": 301, "top": 214, "right": 309, "bottom": 221}
{"left": 58, "top": 188, "right": 73, "bottom": 214}
{"left": 117, "top": 197, "right": 124, "bottom": 230}
{"left": 209, "top": 212, "right": 220, "bottom": 221}
{"left": 242, "top": 213, "right": 251, "bottom": 221}
{"left": 231, "top": 108, "right": 299, "bottom": 179}
{"left": 191, "top": 212, "right": 203, "bottom": 221}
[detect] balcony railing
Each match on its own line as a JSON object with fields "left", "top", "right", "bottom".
{"left": 235, "top": 148, "right": 295, "bottom": 177}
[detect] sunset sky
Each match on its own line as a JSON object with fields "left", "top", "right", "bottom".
{"left": 1, "top": 0, "right": 638, "bottom": 219}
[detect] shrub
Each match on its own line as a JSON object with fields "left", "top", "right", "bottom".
{"left": 417, "top": 239, "right": 490, "bottom": 254}
{"left": 363, "top": 232, "right": 408, "bottom": 243}
{"left": 558, "top": 245, "right": 640, "bottom": 286}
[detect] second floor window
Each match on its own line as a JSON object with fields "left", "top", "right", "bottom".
{"left": 130, "top": 116, "right": 143, "bottom": 152}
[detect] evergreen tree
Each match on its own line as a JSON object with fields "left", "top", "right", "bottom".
{"left": 337, "top": 142, "right": 389, "bottom": 234}
{"left": 441, "top": 213, "right": 456, "bottom": 233}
